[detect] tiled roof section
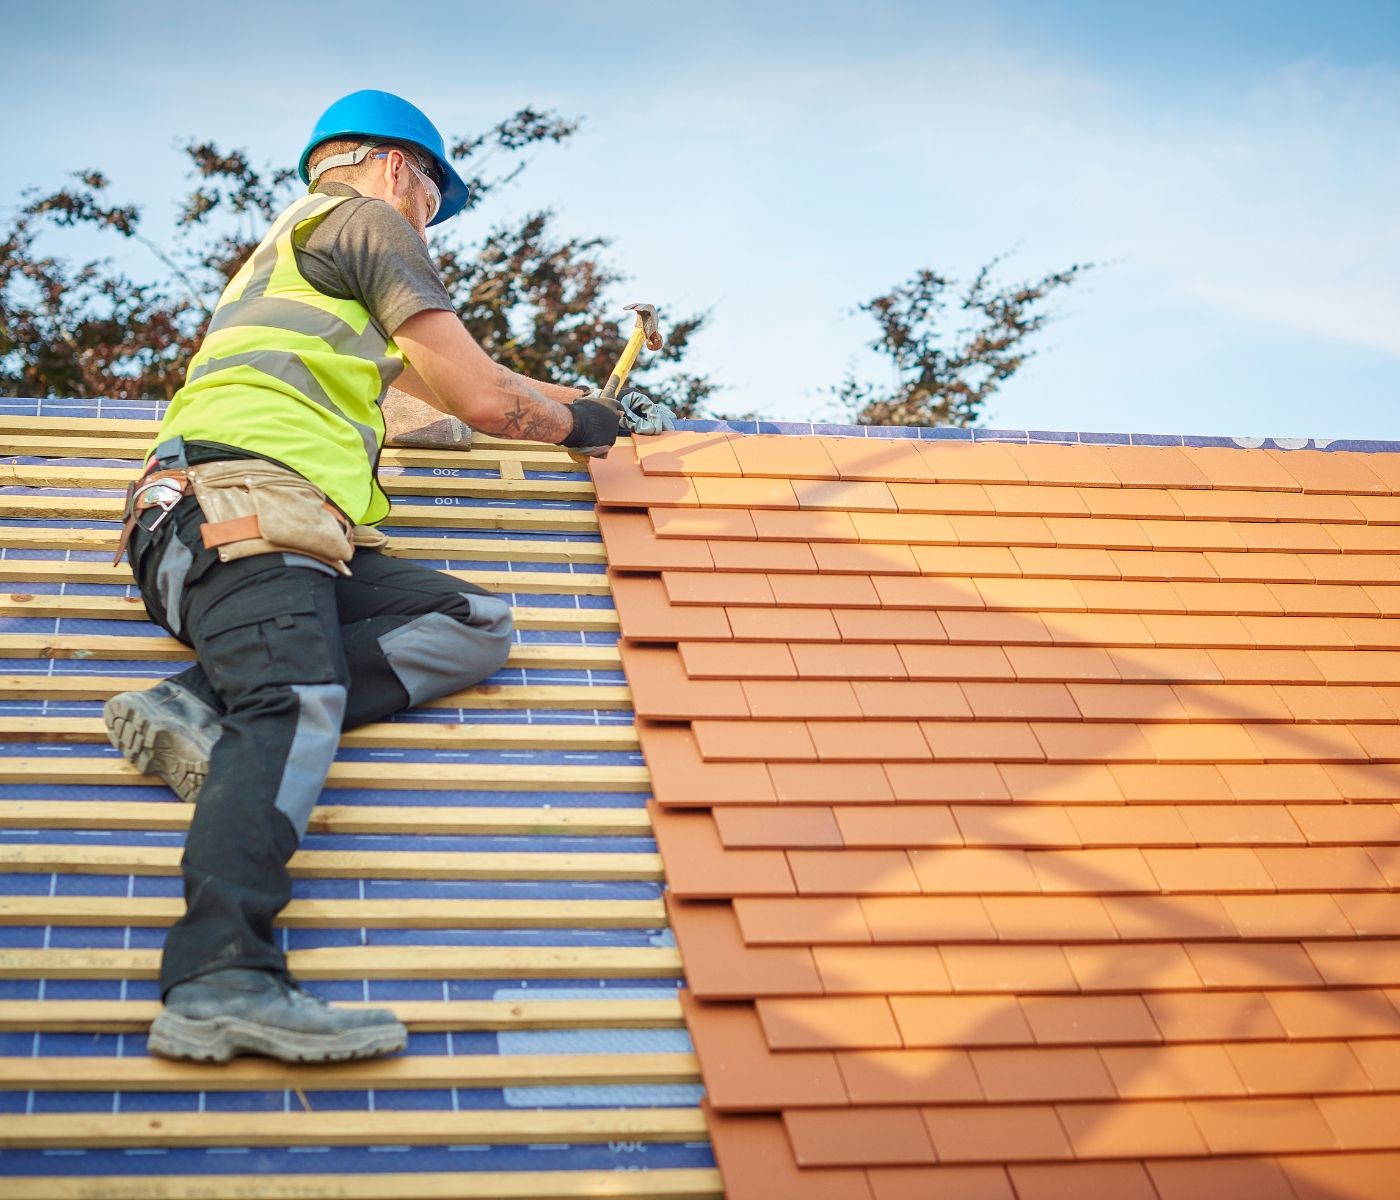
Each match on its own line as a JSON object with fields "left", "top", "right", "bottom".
{"left": 595, "top": 430, "right": 1400, "bottom": 1200}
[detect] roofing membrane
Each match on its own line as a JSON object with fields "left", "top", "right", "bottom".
{"left": 0, "top": 400, "right": 716, "bottom": 1199}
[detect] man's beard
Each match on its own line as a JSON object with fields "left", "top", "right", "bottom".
{"left": 392, "top": 191, "right": 428, "bottom": 243}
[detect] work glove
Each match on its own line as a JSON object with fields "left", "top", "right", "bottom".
{"left": 576, "top": 385, "right": 677, "bottom": 436}
{"left": 616, "top": 386, "right": 677, "bottom": 435}
{"left": 562, "top": 397, "right": 622, "bottom": 460}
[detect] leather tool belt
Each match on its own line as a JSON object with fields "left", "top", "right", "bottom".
{"left": 114, "top": 457, "right": 363, "bottom": 576}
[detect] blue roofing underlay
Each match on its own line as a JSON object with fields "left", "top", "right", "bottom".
{"left": 0, "top": 401, "right": 702, "bottom": 1181}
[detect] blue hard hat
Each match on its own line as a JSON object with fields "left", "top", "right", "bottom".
{"left": 298, "top": 90, "right": 470, "bottom": 226}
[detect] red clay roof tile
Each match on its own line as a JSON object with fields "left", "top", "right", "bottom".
{"left": 1102, "top": 894, "right": 1237, "bottom": 941}
{"left": 742, "top": 679, "right": 864, "bottom": 719}
{"left": 650, "top": 505, "right": 756, "bottom": 538}
{"left": 1018, "top": 994, "right": 1161, "bottom": 1045}
{"left": 756, "top": 995, "right": 901, "bottom": 1049}
{"left": 734, "top": 896, "right": 870, "bottom": 945}
{"left": 1224, "top": 1040, "right": 1371, "bottom": 1096}
{"left": 730, "top": 435, "right": 838, "bottom": 480}
{"left": 834, "top": 805, "right": 961, "bottom": 848}
{"left": 1266, "top": 449, "right": 1389, "bottom": 495}
{"left": 679, "top": 639, "right": 796, "bottom": 678}
{"left": 836, "top": 1047, "right": 984, "bottom": 1105}
{"left": 611, "top": 572, "right": 732, "bottom": 640}
{"left": 620, "top": 643, "right": 748, "bottom": 720}
{"left": 709, "top": 536, "right": 817, "bottom": 572}
{"left": 808, "top": 721, "right": 931, "bottom": 762}
{"left": 850, "top": 511, "right": 958, "bottom": 544}
{"left": 1056, "top": 1099, "right": 1208, "bottom": 1157}
{"left": 885, "top": 762, "right": 1009, "bottom": 802}
{"left": 971, "top": 1046, "right": 1116, "bottom": 1102}
{"left": 941, "top": 944, "right": 1077, "bottom": 992}
{"left": 1144, "top": 990, "right": 1287, "bottom": 1042}
{"left": 787, "top": 848, "right": 921, "bottom": 896}
{"left": 598, "top": 507, "right": 714, "bottom": 569}
{"left": 639, "top": 720, "right": 775, "bottom": 804}
{"left": 713, "top": 805, "right": 844, "bottom": 849}
{"left": 636, "top": 430, "right": 742, "bottom": 476}
{"left": 590, "top": 441, "right": 701, "bottom": 506}
{"left": 1148, "top": 1156, "right": 1297, "bottom": 1200}
{"left": 982, "top": 895, "right": 1116, "bottom": 941}
{"left": 726, "top": 605, "right": 840, "bottom": 641}
{"left": 792, "top": 477, "right": 897, "bottom": 511}
{"left": 785, "top": 1105, "right": 937, "bottom": 1166}
{"left": 868, "top": 1164, "right": 1015, "bottom": 1200}
{"left": 768, "top": 760, "right": 894, "bottom": 803}
{"left": 859, "top": 896, "right": 995, "bottom": 943}
{"left": 813, "top": 944, "right": 953, "bottom": 993}
{"left": 1010, "top": 1162, "right": 1158, "bottom": 1200}
{"left": 1101, "top": 1042, "right": 1246, "bottom": 1099}
{"left": 791, "top": 642, "right": 908, "bottom": 679}
{"left": 887, "top": 481, "right": 994, "bottom": 514}
{"left": 648, "top": 802, "right": 795, "bottom": 897}
{"left": 662, "top": 569, "right": 775, "bottom": 606}
{"left": 888, "top": 994, "right": 1032, "bottom": 1048}
{"left": 907, "top": 848, "right": 1040, "bottom": 895}
{"left": 669, "top": 900, "right": 821, "bottom": 998}
{"left": 983, "top": 483, "right": 1089, "bottom": 516}
{"left": 769, "top": 571, "right": 881, "bottom": 607}
{"left": 703, "top": 1106, "right": 873, "bottom": 1200}
{"left": 921, "top": 1104, "right": 1072, "bottom": 1163}
{"left": 821, "top": 437, "right": 934, "bottom": 482}
{"left": 693, "top": 719, "right": 817, "bottom": 762}
{"left": 693, "top": 475, "right": 801, "bottom": 508}
{"left": 1188, "top": 1097, "right": 1338, "bottom": 1154}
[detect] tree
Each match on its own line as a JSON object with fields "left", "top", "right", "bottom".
{"left": 836, "top": 255, "right": 1094, "bottom": 428}
{"left": 0, "top": 110, "right": 717, "bottom": 415}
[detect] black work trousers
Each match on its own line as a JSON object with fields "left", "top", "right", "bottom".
{"left": 128, "top": 496, "right": 514, "bottom": 996}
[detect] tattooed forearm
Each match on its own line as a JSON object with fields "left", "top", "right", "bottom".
{"left": 484, "top": 369, "right": 574, "bottom": 443}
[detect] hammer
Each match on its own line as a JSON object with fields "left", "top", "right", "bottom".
{"left": 601, "top": 302, "right": 664, "bottom": 401}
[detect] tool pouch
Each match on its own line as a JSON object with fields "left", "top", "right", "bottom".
{"left": 187, "top": 460, "right": 356, "bottom": 576}
{"left": 352, "top": 524, "right": 389, "bottom": 551}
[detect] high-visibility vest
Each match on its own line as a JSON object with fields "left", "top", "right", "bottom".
{"left": 154, "top": 192, "right": 405, "bottom": 524}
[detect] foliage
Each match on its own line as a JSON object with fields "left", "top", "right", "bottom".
{"left": 0, "top": 112, "right": 717, "bottom": 415}
{"left": 837, "top": 255, "right": 1094, "bottom": 427}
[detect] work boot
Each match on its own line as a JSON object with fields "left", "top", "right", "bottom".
{"left": 103, "top": 678, "right": 220, "bottom": 803}
{"left": 149, "top": 968, "right": 408, "bottom": 1064}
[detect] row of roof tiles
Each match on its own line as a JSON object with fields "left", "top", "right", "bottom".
{"left": 622, "top": 434, "right": 1400, "bottom": 493}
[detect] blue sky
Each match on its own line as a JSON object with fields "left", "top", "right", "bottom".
{"left": 5, "top": 1, "right": 1398, "bottom": 439}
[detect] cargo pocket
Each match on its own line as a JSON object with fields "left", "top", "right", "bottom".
{"left": 196, "top": 596, "right": 340, "bottom": 699}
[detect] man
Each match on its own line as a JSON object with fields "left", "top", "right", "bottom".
{"left": 105, "top": 90, "right": 629, "bottom": 1065}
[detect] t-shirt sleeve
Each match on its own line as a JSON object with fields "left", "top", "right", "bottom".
{"left": 295, "top": 197, "right": 455, "bottom": 337}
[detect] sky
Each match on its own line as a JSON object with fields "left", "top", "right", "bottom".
{"left": 4, "top": 0, "right": 1399, "bottom": 440}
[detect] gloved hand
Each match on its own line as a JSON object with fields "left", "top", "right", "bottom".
{"left": 562, "top": 397, "right": 621, "bottom": 459}
{"left": 575, "top": 385, "right": 677, "bottom": 436}
{"left": 616, "top": 386, "right": 677, "bottom": 435}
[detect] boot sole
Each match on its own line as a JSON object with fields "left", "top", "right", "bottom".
{"left": 103, "top": 692, "right": 211, "bottom": 804}
{"left": 148, "top": 1009, "right": 407, "bottom": 1064}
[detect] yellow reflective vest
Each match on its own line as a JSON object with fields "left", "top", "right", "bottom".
{"left": 155, "top": 192, "right": 405, "bottom": 524}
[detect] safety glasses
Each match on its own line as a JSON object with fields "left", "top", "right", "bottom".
{"left": 372, "top": 148, "right": 441, "bottom": 224}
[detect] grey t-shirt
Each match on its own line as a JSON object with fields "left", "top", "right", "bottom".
{"left": 292, "top": 181, "right": 454, "bottom": 336}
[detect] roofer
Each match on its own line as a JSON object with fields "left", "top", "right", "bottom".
{"left": 104, "top": 90, "right": 637, "bottom": 1065}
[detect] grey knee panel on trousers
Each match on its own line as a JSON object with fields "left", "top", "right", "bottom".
{"left": 273, "top": 682, "right": 347, "bottom": 838}
{"left": 377, "top": 593, "right": 513, "bottom": 705}
{"left": 154, "top": 533, "right": 195, "bottom": 637}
